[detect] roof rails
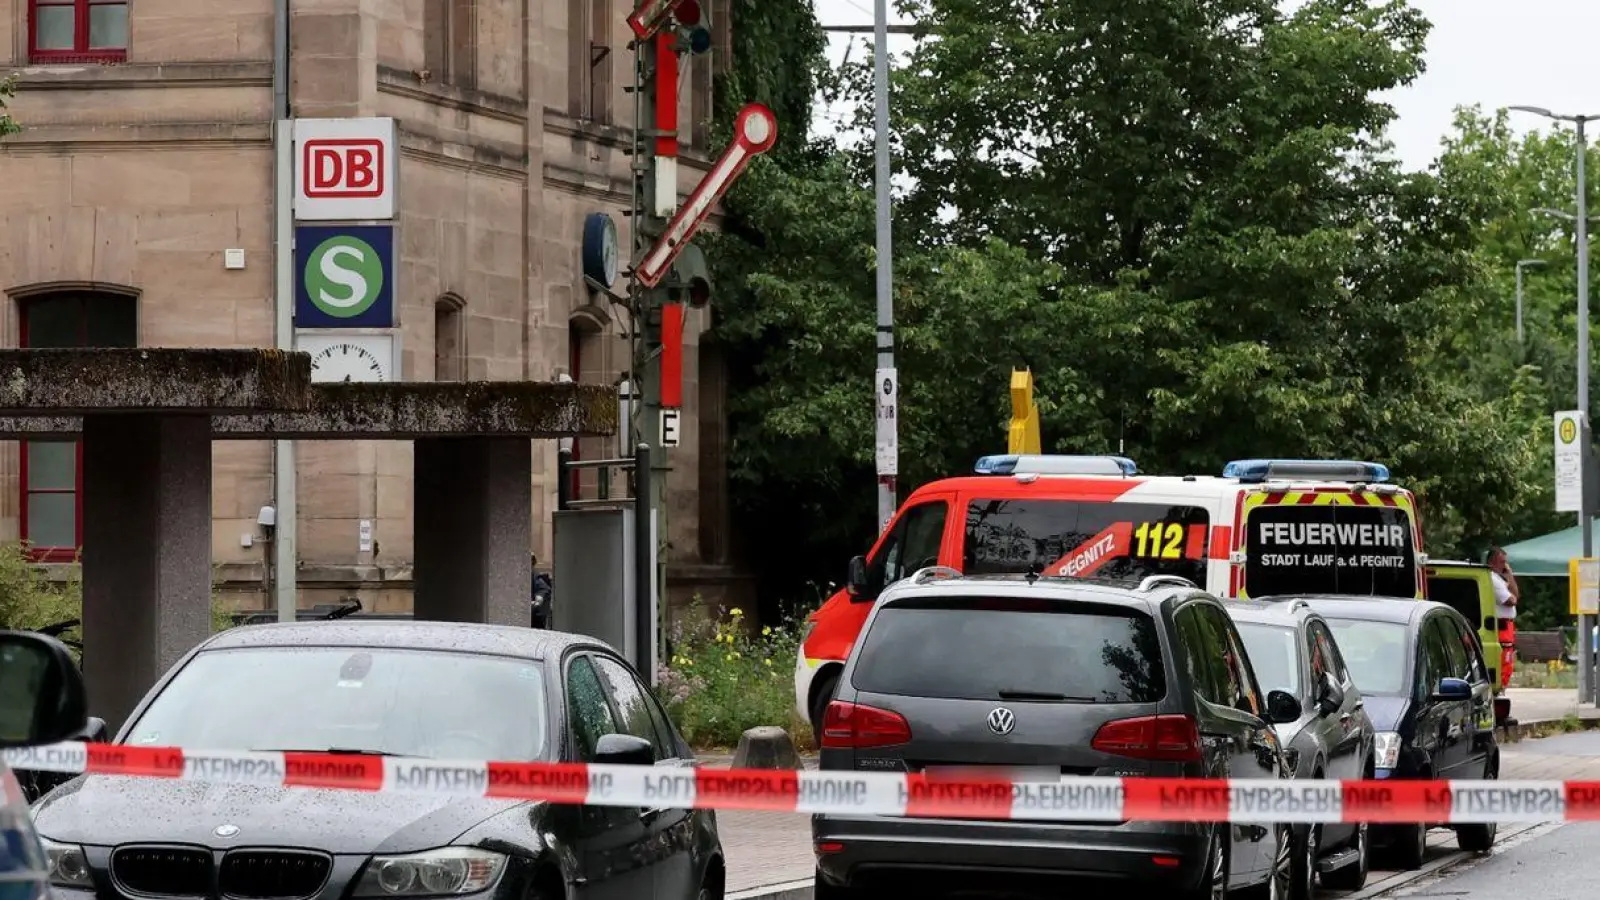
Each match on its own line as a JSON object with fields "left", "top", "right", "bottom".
{"left": 1137, "top": 575, "right": 1198, "bottom": 592}
{"left": 974, "top": 454, "right": 1139, "bottom": 477}
{"left": 1222, "top": 458, "right": 1391, "bottom": 484}
{"left": 909, "top": 565, "right": 965, "bottom": 585}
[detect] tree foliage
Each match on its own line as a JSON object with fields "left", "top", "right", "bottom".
{"left": 0, "top": 75, "right": 21, "bottom": 138}
{"left": 708, "top": 0, "right": 1560, "bottom": 608}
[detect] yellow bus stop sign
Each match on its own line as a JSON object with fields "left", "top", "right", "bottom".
{"left": 1571, "top": 557, "right": 1599, "bottom": 615}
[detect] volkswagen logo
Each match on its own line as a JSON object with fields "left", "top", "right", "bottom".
{"left": 213, "top": 824, "right": 240, "bottom": 838}
{"left": 987, "top": 707, "right": 1016, "bottom": 736}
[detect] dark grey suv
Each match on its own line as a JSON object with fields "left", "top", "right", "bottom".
{"left": 812, "top": 569, "right": 1297, "bottom": 900}
{"left": 1226, "top": 599, "right": 1376, "bottom": 899}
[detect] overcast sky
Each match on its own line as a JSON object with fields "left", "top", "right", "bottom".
{"left": 810, "top": 0, "right": 1600, "bottom": 172}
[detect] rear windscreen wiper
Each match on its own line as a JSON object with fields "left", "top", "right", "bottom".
{"left": 996, "top": 689, "right": 1098, "bottom": 702}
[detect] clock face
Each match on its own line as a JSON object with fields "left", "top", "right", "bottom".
{"left": 299, "top": 337, "right": 394, "bottom": 383}
{"left": 601, "top": 216, "right": 619, "bottom": 285}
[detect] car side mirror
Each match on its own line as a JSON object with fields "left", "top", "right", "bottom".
{"left": 78, "top": 716, "right": 108, "bottom": 743}
{"left": 1431, "top": 677, "right": 1471, "bottom": 701}
{"left": 593, "top": 733, "right": 655, "bottom": 766}
{"left": 1317, "top": 676, "right": 1345, "bottom": 716}
{"left": 846, "top": 555, "right": 877, "bottom": 602}
{"left": 1265, "top": 689, "right": 1302, "bottom": 725}
{"left": 0, "top": 631, "right": 89, "bottom": 748}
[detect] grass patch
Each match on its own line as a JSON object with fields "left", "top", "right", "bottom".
{"left": 655, "top": 601, "right": 814, "bottom": 751}
{"left": 1510, "top": 660, "right": 1579, "bottom": 690}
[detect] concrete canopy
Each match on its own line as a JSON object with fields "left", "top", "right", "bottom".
{"left": 0, "top": 348, "right": 618, "bottom": 729}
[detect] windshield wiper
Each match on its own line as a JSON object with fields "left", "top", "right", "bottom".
{"left": 996, "top": 689, "right": 1098, "bottom": 702}
{"left": 252, "top": 747, "right": 420, "bottom": 757}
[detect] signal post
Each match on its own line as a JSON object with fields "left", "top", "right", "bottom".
{"left": 624, "top": 0, "right": 776, "bottom": 658}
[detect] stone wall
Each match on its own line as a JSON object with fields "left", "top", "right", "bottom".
{"left": 0, "top": 0, "right": 744, "bottom": 613}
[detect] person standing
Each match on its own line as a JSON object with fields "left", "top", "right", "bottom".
{"left": 1488, "top": 547, "right": 1519, "bottom": 690}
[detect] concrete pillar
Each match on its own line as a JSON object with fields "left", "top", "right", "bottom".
{"left": 414, "top": 438, "right": 532, "bottom": 626}
{"left": 81, "top": 415, "right": 214, "bottom": 732}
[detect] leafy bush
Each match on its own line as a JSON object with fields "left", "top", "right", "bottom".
{"left": 0, "top": 543, "right": 238, "bottom": 651}
{"left": 655, "top": 602, "right": 813, "bottom": 750}
{"left": 0, "top": 544, "right": 81, "bottom": 636}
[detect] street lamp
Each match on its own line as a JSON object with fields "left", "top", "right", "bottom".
{"left": 1513, "top": 104, "right": 1599, "bottom": 705}
{"left": 1516, "top": 259, "right": 1547, "bottom": 345}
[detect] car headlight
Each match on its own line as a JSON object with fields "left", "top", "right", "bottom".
{"left": 354, "top": 847, "right": 508, "bottom": 897}
{"left": 1374, "top": 731, "right": 1402, "bottom": 770}
{"left": 40, "top": 837, "right": 92, "bottom": 889}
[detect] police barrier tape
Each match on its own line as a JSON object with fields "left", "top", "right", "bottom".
{"left": 1, "top": 741, "right": 1590, "bottom": 824}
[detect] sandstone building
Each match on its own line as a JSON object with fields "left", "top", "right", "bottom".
{"left": 0, "top": 0, "right": 745, "bottom": 613}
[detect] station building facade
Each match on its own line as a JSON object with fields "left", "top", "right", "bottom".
{"left": 0, "top": 0, "right": 748, "bottom": 613}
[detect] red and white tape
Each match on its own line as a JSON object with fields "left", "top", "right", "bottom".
{"left": 2, "top": 742, "right": 1590, "bottom": 824}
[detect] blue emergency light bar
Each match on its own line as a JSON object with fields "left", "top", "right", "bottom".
{"left": 1223, "top": 458, "right": 1391, "bottom": 484}
{"left": 974, "top": 454, "right": 1139, "bottom": 477}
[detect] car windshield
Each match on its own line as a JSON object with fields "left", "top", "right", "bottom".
{"left": 851, "top": 598, "right": 1166, "bottom": 703}
{"left": 1233, "top": 622, "right": 1300, "bottom": 700}
{"left": 125, "top": 647, "right": 548, "bottom": 760}
{"left": 1325, "top": 619, "right": 1410, "bottom": 696}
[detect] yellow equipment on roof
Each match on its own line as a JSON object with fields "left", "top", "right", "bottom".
{"left": 1007, "top": 368, "right": 1042, "bottom": 455}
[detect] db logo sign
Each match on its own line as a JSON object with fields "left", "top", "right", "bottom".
{"left": 292, "top": 118, "right": 397, "bottom": 221}
{"left": 303, "top": 140, "right": 384, "bottom": 199}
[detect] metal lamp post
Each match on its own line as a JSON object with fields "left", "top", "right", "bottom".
{"left": 1516, "top": 259, "right": 1546, "bottom": 346}
{"left": 1514, "top": 105, "right": 1597, "bottom": 704}
{"left": 872, "top": 0, "right": 898, "bottom": 533}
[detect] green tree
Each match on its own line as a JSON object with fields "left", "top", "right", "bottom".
{"left": 708, "top": 0, "right": 1545, "bottom": 606}
{"left": 1429, "top": 107, "right": 1582, "bottom": 550}
{"left": 852, "top": 0, "right": 1537, "bottom": 553}
{"left": 708, "top": 1, "right": 1070, "bottom": 604}
{"left": 0, "top": 75, "right": 21, "bottom": 138}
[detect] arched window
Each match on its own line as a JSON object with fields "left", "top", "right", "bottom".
{"left": 434, "top": 295, "right": 465, "bottom": 381}
{"left": 14, "top": 287, "right": 139, "bottom": 561}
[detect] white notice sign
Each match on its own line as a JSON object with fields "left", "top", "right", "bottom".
{"left": 875, "top": 367, "right": 898, "bottom": 476}
{"left": 1556, "top": 410, "right": 1584, "bottom": 512}
{"left": 660, "top": 408, "right": 681, "bottom": 448}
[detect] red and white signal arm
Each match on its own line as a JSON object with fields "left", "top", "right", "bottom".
{"left": 627, "top": 0, "right": 689, "bottom": 38}
{"left": 293, "top": 117, "right": 399, "bottom": 222}
{"left": 636, "top": 103, "right": 778, "bottom": 289}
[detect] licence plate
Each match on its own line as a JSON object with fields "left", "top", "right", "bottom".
{"left": 922, "top": 766, "right": 1059, "bottom": 782}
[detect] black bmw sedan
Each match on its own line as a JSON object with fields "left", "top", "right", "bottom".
{"left": 29, "top": 622, "right": 724, "bottom": 900}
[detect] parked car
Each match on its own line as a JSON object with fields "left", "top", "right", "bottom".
{"left": 1296, "top": 596, "right": 1499, "bottom": 869}
{"left": 0, "top": 629, "right": 95, "bottom": 900}
{"left": 30, "top": 622, "right": 724, "bottom": 900}
{"left": 1225, "top": 599, "right": 1375, "bottom": 898}
{"left": 812, "top": 568, "right": 1296, "bottom": 900}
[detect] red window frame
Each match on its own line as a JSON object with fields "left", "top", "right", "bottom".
{"left": 19, "top": 442, "right": 83, "bottom": 563}
{"left": 18, "top": 295, "right": 134, "bottom": 562}
{"left": 28, "top": 0, "right": 129, "bottom": 65}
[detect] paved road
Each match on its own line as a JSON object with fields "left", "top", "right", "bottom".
{"left": 715, "top": 723, "right": 1600, "bottom": 898}
{"left": 1379, "top": 823, "right": 1598, "bottom": 899}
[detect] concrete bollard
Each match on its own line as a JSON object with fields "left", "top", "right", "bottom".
{"left": 731, "top": 726, "right": 802, "bottom": 770}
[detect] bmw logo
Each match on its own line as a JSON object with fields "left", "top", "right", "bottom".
{"left": 214, "top": 824, "right": 240, "bottom": 838}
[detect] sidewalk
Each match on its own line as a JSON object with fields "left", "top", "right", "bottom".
{"left": 707, "top": 752, "right": 818, "bottom": 896}
{"left": 712, "top": 689, "right": 1600, "bottom": 900}
{"left": 1502, "top": 687, "right": 1600, "bottom": 728}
